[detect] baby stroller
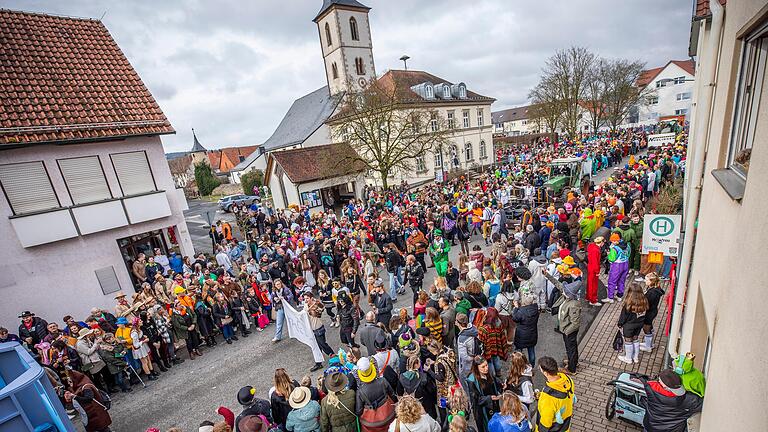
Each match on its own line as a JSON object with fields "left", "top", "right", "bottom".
{"left": 605, "top": 372, "right": 646, "bottom": 425}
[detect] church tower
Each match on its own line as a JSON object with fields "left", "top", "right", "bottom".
{"left": 313, "top": 0, "right": 376, "bottom": 95}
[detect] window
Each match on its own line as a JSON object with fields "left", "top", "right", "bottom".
{"left": 355, "top": 57, "right": 365, "bottom": 75}
{"left": 459, "top": 85, "right": 466, "bottom": 98}
{"left": 521, "top": 120, "right": 528, "bottom": 125}
{"left": 349, "top": 17, "right": 359, "bottom": 41}
{"left": 443, "top": 85, "right": 451, "bottom": 98}
{"left": 425, "top": 85, "right": 434, "bottom": 99}
{"left": 110, "top": 151, "right": 156, "bottom": 196}
{"left": 728, "top": 21, "right": 767, "bottom": 177}
{"left": 430, "top": 113, "right": 439, "bottom": 132}
{"left": 656, "top": 80, "right": 668, "bottom": 88}
{"left": 647, "top": 95, "right": 659, "bottom": 105}
{"left": 673, "top": 76, "right": 686, "bottom": 84}
{"left": 464, "top": 142, "right": 473, "bottom": 161}
{"left": 476, "top": 108, "right": 484, "bottom": 126}
{"left": 451, "top": 145, "right": 459, "bottom": 167}
{"left": 675, "top": 109, "right": 688, "bottom": 115}
{"left": 331, "top": 62, "right": 338, "bottom": 79}
{"left": 325, "top": 23, "right": 332, "bottom": 46}
{"left": 415, "top": 155, "right": 426, "bottom": 172}
{"left": 447, "top": 111, "right": 455, "bottom": 129}
{"left": 462, "top": 110, "right": 470, "bottom": 128}
{"left": 479, "top": 140, "right": 487, "bottom": 159}
{"left": 57, "top": 156, "right": 112, "bottom": 205}
{"left": 434, "top": 151, "right": 443, "bottom": 168}
{"left": 676, "top": 92, "right": 692, "bottom": 101}
{"left": 0, "top": 161, "right": 59, "bottom": 215}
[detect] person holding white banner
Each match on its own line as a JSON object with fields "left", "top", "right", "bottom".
{"left": 307, "top": 293, "right": 335, "bottom": 371}
{"left": 282, "top": 294, "right": 328, "bottom": 372}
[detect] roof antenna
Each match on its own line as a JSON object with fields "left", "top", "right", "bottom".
{"left": 99, "top": 10, "right": 108, "bottom": 21}
{"left": 399, "top": 55, "right": 410, "bottom": 70}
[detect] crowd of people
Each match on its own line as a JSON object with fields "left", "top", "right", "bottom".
{"left": 0, "top": 125, "right": 704, "bottom": 432}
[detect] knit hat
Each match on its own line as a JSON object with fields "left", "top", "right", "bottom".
{"left": 659, "top": 369, "right": 685, "bottom": 396}
{"left": 357, "top": 358, "right": 377, "bottom": 383}
{"left": 399, "top": 332, "right": 413, "bottom": 348}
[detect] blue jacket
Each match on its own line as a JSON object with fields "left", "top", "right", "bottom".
{"left": 285, "top": 400, "right": 321, "bottom": 432}
{"left": 488, "top": 413, "right": 531, "bottom": 432}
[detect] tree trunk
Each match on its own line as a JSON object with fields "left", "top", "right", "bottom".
{"left": 380, "top": 170, "right": 389, "bottom": 190}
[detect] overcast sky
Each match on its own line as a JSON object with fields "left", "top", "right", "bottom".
{"left": 6, "top": 0, "right": 693, "bottom": 153}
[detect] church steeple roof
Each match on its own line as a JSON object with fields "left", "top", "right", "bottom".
{"left": 313, "top": 0, "right": 370, "bottom": 22}
{"left": 190, "top": 128, "right": 207, "bottom": 153}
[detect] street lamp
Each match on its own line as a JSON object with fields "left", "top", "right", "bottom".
{"left": 399, "top": 55, "right": 410, "bottom": 70}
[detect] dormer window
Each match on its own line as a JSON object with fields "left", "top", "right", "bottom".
{"left": 459, "top": 85, "right": 466, "bottom": 98}
{"left": 425, "top": 84, "right": 434, "bottom": 99}
{"left": 442, "top": 85, "right": 451, "bottom": 99}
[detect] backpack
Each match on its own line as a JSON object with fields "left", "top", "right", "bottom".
{"left": 82, "top": 384, "right": 111, "bottom": 410}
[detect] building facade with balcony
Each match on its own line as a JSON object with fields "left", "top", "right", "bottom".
{"left": 0, "top": 10, "right": 193, "bottom": 326}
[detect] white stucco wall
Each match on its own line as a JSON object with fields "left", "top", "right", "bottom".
{"left": 678, "top": 3, "right": 768, "bottom": 431}
{"left": 0, "top": 135, "right": 194, "bottom": 328}
{"left": 638, "top": 63, "right": 695, "bottom": 124}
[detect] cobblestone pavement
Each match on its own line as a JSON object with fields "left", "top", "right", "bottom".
{"left": 569, "top": 273, "right": 670, "bottom": 431}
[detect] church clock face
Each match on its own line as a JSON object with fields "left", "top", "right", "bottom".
{"left": 358, "top": 77, "right": 367, "bottom": 87}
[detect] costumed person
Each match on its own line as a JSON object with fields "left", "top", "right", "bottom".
{"left": 606, "top": 233, "right": 630, "bottom": 302}
{"left": 586, "top": 237, "right": 604, "bottom": 306}
{"left": 429, "top": 230, "right": 451, "bottom": 277}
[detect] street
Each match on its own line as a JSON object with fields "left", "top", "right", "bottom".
{"left": 183, "top": 199, "right": 237, "bottom": 254}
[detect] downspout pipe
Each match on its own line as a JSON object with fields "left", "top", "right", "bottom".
{"left": 667, "top": 0, "right": 724, "bottom": 359}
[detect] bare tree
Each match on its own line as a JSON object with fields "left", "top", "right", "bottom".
{"left": 537, "top": 46, "right": 595, "bottom": 138}
{"left": 528, "top": 78, "right": 565, "bottom": 134}
{"left": 602, "top": 59, "right": 651, "bottom": 131}
{"left": 328, "top": 77, "right": 450, "bottom": 189}
{"left": 584, "top": 58, "right": 610, "bottom": 134}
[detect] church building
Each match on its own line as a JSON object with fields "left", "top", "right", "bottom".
{"left": 236, "top": 0, "right": 494, "bottom": 212}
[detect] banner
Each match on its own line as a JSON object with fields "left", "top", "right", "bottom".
{"left": 282, "top": 301, "right": 324, "bottom": 363}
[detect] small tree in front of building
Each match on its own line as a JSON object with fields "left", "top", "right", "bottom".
{"left": 330, "top": 77, "right": 451, "bottom": 189}
{"left": 240, "top": 169, "right": 264, "bottom": 196}
{"left": 194, "top": 162, "right": 221, "bottom": 196}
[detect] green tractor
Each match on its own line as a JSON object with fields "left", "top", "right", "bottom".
{"left": 542, "top": 157, "right": 584, "bottom": 198}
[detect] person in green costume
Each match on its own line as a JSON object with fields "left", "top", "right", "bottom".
{"left": 429, "top": 229, "right": 451, "bottom": 277}
{"left": 579, "top": 208, "right": 597, "bottom": 243}
{"left": 674, "top": 352, "right": 706, "bottom": 397}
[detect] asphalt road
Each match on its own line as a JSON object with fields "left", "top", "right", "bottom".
{"left": 101, "top": 159, "right": 628, "bottom": 431}
{"left": 183, "top": 199, "right": 237, "bottom": 254}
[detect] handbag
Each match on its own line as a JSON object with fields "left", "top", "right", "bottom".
{"left": 359, "top": 389, "right": 395, "bottom": 432}
{"left": 612, "top": 329, "right": 624, "bottom": 351}
{"left": 257, "top": 313, "right": 270, "bottom": 329}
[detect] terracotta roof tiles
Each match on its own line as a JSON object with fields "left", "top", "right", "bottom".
{"left": 0, "top": 9, "right": 174, "bottom": 146}
{"left": 271, "top": 142, "right": 366, "bottom": 184}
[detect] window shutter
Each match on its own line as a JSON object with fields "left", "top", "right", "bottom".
{"left": 58, "top": 156, "right": 112, "bottom": 205}
{"left": 0, "top": 161, "right": 59, "bottom": 214}
{"left": 95, "top": 266, "right": 121, "bottom": 295}
{"left": 111, "top": 151, "right": 156, "bottom": 196}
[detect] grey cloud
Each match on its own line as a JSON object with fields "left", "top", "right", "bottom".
{"left": 2, "top": 0, "right": 692, "bottom": 152}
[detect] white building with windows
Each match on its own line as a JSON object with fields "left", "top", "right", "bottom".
{"left": 0, "top": 10, "right": 193, "bottom": 326}
{"left": 492, "top": 105, "right": 537, "bottom": 135}
{"left": 238, "top": 0, "right": 495, "bottom": 212}
{"left": 634, "top": 60, "right": 696, "bottom": 125}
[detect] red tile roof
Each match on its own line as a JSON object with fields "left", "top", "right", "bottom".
{"left": 270, "top": 143, "right": 366, "bottom": 184}
{"left": 207, "top": 151, "right": 222, "bottom": 171}
{"left": 218, "top": 145, "right": 260, "bottom": 173}
{"left": 377, "top": 70, "right": 494, "bottom": 103}
{"left": 0, "top": 9, "right": 174, "bottom": 147}
{"left": 695, "top": 0, "right": 726, "bottom": 19}
{"left": 636, "top": 60, "right": 696, "bottom": 87}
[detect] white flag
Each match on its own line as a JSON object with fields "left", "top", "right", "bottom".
{"left": 282, "top": 301, "right": 324, "bottom": 363}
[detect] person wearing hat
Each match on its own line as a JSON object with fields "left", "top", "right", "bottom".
{"left": 17, "top": 311, "right": 49, "bottom": 348}
{"left": 639, "top": 369, "right": 703, "bottom": 432}
{"left": 235, "top": 385, "right": 273, "bottom": 430}
{"left": 285, "top": 386, "right": 321, "bottom": 432}
{"left": 544, "top": 268, "right": 583, "bottom": 374}
{"left": 114, "top": 292, "right": 138, "bottom": 321}
{"left": 320, "top": 372, "right": 357, "bottom": 432}
{"left": 606, "top": 232, "right": 631, "bottom": 302}
{"left": 586, "top": 236, "right": 603, "bottom": 306}
{"left": 74, "top": 327, "right": 112, "bottom": 390}
{"left": 429, "top": 229, "right": 451, "bottom": 277}
{"left": 354, "top": 357, "right": 396, "bottom": 418}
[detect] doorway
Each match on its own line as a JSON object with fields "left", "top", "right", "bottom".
{"left": 117, "top": 229, "right": 169, "bottom": 290}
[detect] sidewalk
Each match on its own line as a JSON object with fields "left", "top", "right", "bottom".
{"left": 569, "top": 282, "right": 670, "bottom": 431}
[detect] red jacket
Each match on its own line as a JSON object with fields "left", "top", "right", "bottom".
{"left": 587, "top": 242, "right": 601, "bottom": 272}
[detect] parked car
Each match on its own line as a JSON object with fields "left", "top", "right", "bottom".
{"left": 218, "top": 194, "right": 260, "bottom": 212}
